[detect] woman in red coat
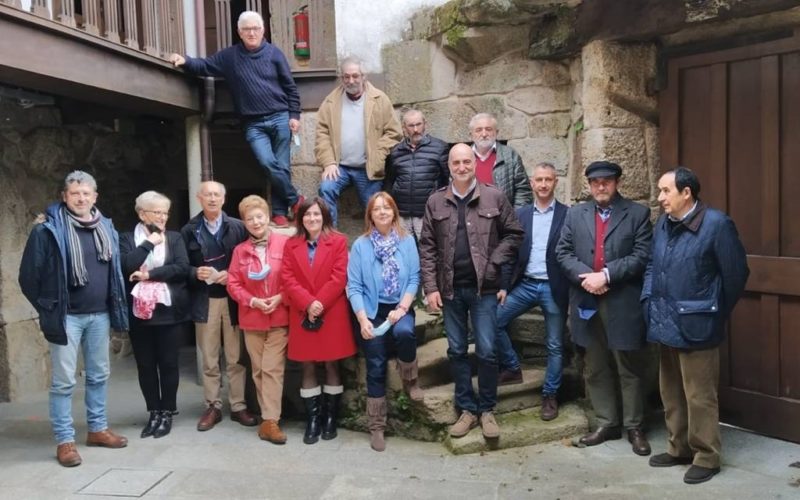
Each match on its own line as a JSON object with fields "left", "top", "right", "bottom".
{"left": 281, "top": 197, "right": 356, "bottom": 445}
{"left": 227, "top": 195, "right": 290, "bottom": 445}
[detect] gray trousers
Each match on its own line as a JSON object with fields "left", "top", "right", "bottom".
{"left": 583, "top": 314, "right": 650, "bottom": 429}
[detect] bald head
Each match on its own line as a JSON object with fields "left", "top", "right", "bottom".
{"left": 197, "top": 181, "right": 226, "bottom": 219}
{"left": 448, "top": 143, "right": 476, "bottom": 189}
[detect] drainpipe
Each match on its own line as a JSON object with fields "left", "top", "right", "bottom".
{"left": 195, "top": 2, "right": 214, "bottom": 181}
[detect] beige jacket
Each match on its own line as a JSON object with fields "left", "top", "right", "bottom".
{"left": 314, "top": 81, "right": 402, "bottom": 180}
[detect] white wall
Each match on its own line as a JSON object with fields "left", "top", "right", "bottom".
{"left": 335, "top": 0, "right": 450, "bottom": 72}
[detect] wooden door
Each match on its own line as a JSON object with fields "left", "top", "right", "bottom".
{"left": 660, "top": 33, "right": 800, "bottom": 443}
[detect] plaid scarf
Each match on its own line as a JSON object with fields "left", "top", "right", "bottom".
{"left": 61, "top": 205, "right": 112, "bottom": 287}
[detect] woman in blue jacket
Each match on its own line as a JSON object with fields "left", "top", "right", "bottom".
{"left": 347, "top": 192, "right": 421, "bottom": 452}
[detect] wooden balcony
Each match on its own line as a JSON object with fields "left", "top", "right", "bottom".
{"left": 0, "top": 0, "right": 198, "bottom": 116}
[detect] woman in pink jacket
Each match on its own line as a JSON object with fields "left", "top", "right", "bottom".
{"left": 227, "top": 195, "right": 290, "bottom": 445}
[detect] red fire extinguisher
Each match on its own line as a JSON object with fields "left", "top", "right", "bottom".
{"left": 293, "top": 6, "right": 310, "bottom": 59}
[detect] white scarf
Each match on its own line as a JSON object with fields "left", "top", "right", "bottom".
{"left": 131, "top": 223, "right": 171, "bottom": 316}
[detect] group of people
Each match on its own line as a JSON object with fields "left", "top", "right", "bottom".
{"left": 16, "top": 9, "right": 750, "bottom": 487}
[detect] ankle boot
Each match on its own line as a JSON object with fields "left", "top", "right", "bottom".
{"left": 398, "top": 359, "right": 424, "bottom": 402}
{"left": 301, "top": 388, "right": 322, "bottom": 445}
{"left": 141, "top": 411, "right": 161, "bottom": 438}
{"left": 153, "top": 410, "right": 172, "bottom": 438}
{"left": 321, "top": 385, "right": 343, "bottom": 441}
{"left": 366, "top": 396, "right": 387, "bottom": 452}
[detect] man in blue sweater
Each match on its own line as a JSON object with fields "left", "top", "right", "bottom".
{"left": 170, "top": 11, "right": 302, "bottom": 228}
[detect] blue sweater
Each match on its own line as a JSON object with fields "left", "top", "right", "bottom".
{"left": 347, "top": 234, "right": 420, "bottom": 319}
{"left": 183, "top": 42, "right": 301, "bottom": 119}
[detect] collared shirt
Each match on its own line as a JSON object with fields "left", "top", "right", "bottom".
{"left": 451, "top": 179, "right": 477, "bottom": 199}
{"left": 472, "top": 142, "right": 497, "bottom": 162}
{"left": 524, "top": 199, "right": 555, "bottom": 279}
{"left": 307, "top": 239, "right": 318, "bottom": 265}
{"left": 596, "top": 204, "right": 613, "bottom": 222}
{"left": 668, "top": 200, "right": 699, "bottom": 223}
{"left": 203, "top": 215, "right": 222, "bottom": 236}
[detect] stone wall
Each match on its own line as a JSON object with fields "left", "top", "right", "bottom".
{"left": 0, "top": 98, "right": 185, "bottom": 401}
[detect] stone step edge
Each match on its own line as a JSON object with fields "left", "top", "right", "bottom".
{"left": 444, "top": 403, "right": 589, "bottom": 455}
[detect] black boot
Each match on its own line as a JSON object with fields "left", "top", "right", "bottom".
{"left": 321, "top": 392, "right": 341, "bottom": 440}
{"left": 141, "top": 411, "right": 161, "bottom": 438}
{"left": 153, "top": 410, "right": 172, "bottom": 438}
{"left": 302, "top": 395, "right": 322, "bottom": 444}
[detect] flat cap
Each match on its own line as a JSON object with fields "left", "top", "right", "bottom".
{"left": 585, "top": 161, "right": 622, "bottom": 179}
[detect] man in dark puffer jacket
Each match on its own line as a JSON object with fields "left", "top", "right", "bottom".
{"left": 386, "top": 109, "right": 450, "bottom": 240}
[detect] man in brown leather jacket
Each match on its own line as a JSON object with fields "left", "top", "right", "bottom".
{"left": 419, "top": 143, "right": 523, "bottom": 441}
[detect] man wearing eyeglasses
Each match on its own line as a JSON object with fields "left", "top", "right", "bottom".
{"left": 315, "top": 56, "right": 402, "bottom": 227}
{"left": 169, "top": 11, "right": 303, "bottom": 228}
{"left": 181, "top": 181, "right": 257, "bottom": 431}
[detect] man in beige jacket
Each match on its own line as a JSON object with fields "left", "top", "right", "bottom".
{"left": 315, "top": 56, "right": 402, "bottom": 226}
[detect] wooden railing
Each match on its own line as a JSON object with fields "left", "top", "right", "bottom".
{"left": 2, "top": 0, "right": 184, "bottom": 59}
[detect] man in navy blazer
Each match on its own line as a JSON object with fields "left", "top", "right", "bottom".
{"left": 496, "top": 162, "right": 569, "bottom": 421}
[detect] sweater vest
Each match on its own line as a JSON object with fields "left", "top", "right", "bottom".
{"left": 593, "top": 212, "right": 609, "bottom": 272}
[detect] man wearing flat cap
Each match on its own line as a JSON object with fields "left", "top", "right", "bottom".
{"left": 556, "top": 161, "right": 653, "bottom": 456}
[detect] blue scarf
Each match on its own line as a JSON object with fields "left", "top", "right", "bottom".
{"left": 370, "top": 229, "right": 400, "bottom": 297}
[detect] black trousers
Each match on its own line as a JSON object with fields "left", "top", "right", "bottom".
{"left": 129, "top": 323, "right": 180, "bottom": 412}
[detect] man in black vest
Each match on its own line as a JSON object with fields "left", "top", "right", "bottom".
{"left": 181, "top": 181, "right": 257, "bottom": 431}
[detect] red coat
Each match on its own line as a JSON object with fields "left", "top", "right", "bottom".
{"left": 227, "top": 234, "right": 289, "bottom": 331}
{"left": 280, "top": 232, "right": 356, "bottom": 362}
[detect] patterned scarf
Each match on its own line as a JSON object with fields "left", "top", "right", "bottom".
{"left": 61, "top": 205, "right": 112, "bottom": 287}
{"left": 370, "top": 228, "right": 400, "bottom": 297}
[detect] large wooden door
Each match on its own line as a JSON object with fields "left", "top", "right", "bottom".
{"left": 660, "top": 33, "right": 800, "bottom": 442}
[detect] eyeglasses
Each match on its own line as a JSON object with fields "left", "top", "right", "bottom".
{"left": 240, "top": 26, "right": 263, "bottom": 33}
{"left": 144, "top": 210, "right": 170, "bottom": 217}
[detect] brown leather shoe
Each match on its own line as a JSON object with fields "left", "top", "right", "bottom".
{"left": 579, "top": 425, "right": 622, "bottom": 446}
{"left": 197, "top": 406, "right": 222, "bottom": 431}
{"left": 628, "top": 428, "right": 651, "bottom": 456}
{"left": 258, "top": 419, "right": 287, "bottom": 444}
{"left": 56, "top": 442, "right": 82, "bottom": 467}
{"left": 540, "top": 394, "right": 559, "bottom": 421}
{"left": 86, "top": 429, "right": 128, "bottom": 448}
{"left": 498, "top": 369, "right": 523, "bottom": 386}
{"left": 231, "top": 409, "right": 258, "bottom": 427}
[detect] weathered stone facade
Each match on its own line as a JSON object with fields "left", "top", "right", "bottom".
{"left": 0, "top": 99, "right": 185, "bottom": 401}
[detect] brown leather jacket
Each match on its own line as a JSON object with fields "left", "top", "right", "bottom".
{"left": 419, "top": 182, "right": 523, "bottom": 299}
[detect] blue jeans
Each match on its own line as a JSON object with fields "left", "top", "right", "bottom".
{"left": 359, "top": 303, "right": 417, "bottom": 398}
{"left": 496, "top": 278, "right": 564, "bottom": 396}
{"left": 244, "top": 111, "right": 298, "bottom": 216}
{"left": 443, "top": 288, "right": 498, "bottom": 414}
{"left": 49, "top": 313, "right": 111, "bottom": 444}
{"left": 318, "top": 166, "right": 382, "bottom": 227}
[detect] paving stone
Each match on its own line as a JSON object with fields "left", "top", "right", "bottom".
{"left": 79, "top": 468, "right": 172, "bottom": 497}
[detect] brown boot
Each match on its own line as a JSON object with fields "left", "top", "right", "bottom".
{"left": 366, "top": 396, "right": 387, "bottom": 452}
{"left": 397, "top": 360, "right": 424, "bottom": 402}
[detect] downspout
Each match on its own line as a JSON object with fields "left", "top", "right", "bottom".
{"left": 195, "top": 3, "right": 214, "bottom": 180}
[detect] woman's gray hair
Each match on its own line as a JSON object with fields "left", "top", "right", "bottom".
{"left": 63, "top": 170, "right": 97, "bottom": 192}
{"left": 135, "top": 191, "right": 171, "bottom": 212}
{"left": 238, "top": 10, "right": 264, "bottom": 30}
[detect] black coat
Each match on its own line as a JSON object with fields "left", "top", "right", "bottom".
{"left": 501, "top": 201, "right": 569, "bottom": 312}
{"left": 386, "top": 135, "right": 450, "bottom": 217}
{"left": 180, "top": 212, "right": 246, "bottom": 324}
{"left": 120, "top": 230, "right": 191, "bottom": 326}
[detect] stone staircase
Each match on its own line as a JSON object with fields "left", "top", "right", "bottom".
{"left": 339, "top": 310, "right": 588, "bottom": 454}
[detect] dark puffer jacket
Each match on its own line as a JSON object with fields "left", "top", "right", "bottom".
{"left": 386, "top": 135, "right": 450, "bottom": 217}
{"left": 642, "top": 203, "right": 749, "bottom": 349}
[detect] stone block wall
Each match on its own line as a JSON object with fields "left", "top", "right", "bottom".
{"left": 0, "top": 99, "right": 185, "bottom": 401}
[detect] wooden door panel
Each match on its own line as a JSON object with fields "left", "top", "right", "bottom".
{"left": 663, "top": 32, "right": 800, "bottom": 443}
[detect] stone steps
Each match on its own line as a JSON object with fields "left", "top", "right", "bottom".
{"left": 444, "top": 403, "right": 589, "bottom": 455}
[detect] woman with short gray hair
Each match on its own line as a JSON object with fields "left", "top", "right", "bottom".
{"left": 120, "top": 191, "right": 190, "bottom": 439}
